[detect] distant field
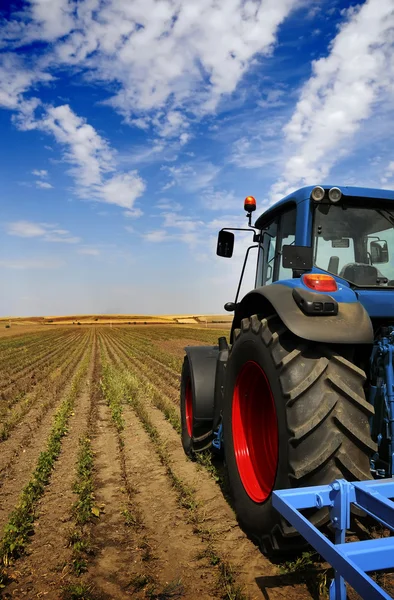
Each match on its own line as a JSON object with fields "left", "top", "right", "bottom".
{"left": 0, "top": 313, "right": 233, "bottom": 329}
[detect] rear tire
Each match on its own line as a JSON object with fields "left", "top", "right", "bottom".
{"left": 180, "top": 357, "right": 194, "bottom": 456}
{"left": 223, "top": 314, "right": 375, "bottom": 553}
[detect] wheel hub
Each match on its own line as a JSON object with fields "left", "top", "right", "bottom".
{"left": 232, "top": 361, "right": 278, "bottom": 503}
{"left": 185, "top": 378, "right": 193, "bottom": 437}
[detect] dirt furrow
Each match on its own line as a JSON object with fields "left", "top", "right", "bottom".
{"left": 94, "top": 333, "right": 220, "bottom": 599}
{"left": 4, "top": 332, "right": 99, "bottom": 599}
{"left": 132, "top": 394, "right": 311, "bottom": 599}
{"left": 120, "top": 401, "right": 219, "bottom": 598}
{"left": 0, "top": 333, "right": 92, "bottom": 533}
{"left": 106, "top": 340, "right": 312, "bottom": 600}
{"left": 81, "top": 381, "right": 143, "bottom": 598}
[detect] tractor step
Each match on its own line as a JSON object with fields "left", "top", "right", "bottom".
{"left": 273, "top": 479, "right": 394, "bottom": 600}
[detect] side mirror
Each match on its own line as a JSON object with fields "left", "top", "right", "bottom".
{"left": 217, "top": 230, "right": 234, "bottom": 258}
{"left": 370, "top": 240, "right": 389, "bottom": 264}
{"left": 224, "top": 302, "right": 236, "bottom": 312}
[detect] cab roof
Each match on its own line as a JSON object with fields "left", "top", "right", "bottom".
{"left": 254, "top": 185, "right": 394, "bottom": 228}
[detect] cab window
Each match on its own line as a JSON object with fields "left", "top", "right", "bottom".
{"left": 257, "top": 205, "right": 297, "bottom": 285}
{"left": 277, "top": 207, "right": 297, "bottom": 281}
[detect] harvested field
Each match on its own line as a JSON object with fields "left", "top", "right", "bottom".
{"left": 0, "top": 325, "right": 390, "bottom": 600}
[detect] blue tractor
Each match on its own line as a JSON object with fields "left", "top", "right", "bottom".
{"left": 180, "top": 185, "right": 394, "bottom": 553}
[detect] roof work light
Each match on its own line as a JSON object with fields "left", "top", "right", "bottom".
{"left": 328, "top": 187, "right": 342, "bottom": 203}
{"left": 311, "top": 186, "right": 325, "bottom": 202}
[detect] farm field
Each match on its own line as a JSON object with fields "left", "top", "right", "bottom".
{"left": 0, "top": 324, "right": 389, "bottom": 600}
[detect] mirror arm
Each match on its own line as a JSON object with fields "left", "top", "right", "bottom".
{"left": 234, "top": 245, "right": 259, "bottom": 305}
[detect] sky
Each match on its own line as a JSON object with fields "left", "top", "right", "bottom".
{"left": 1, "top": 0, "right": 394, "bottom": 316}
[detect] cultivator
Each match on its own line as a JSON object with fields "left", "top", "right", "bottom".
{"left": 273, "top": 479, "right": 394, "bottom": 599}
{"left": 180, "top": 185, "right": 394, "bottom": 598}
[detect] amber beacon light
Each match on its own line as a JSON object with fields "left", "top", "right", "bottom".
{"left": 244, "top": 196, "right": 256, "bottom": 212}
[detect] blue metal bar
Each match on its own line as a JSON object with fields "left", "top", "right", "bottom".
{"left": 273, "top": 479, "right": 394, "bottom": 600}
{"left": 353, "top": 482, "right": 394, "bottom": 531}
{"left": 330, "top": 480, "right": 348, "bottom": 600}
{"left": 270, "top": 484, "right": 343, "bottom": 510}
{"left": 338, "top": 537, "right": 394, "bottom": 571}
{"left": 355, "top": 478, "right": 394, "bottom": 496}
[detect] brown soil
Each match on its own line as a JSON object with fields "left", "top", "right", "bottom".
{"left": 153, "top": 338, "right": 218, "bottom": 359}
{"left": 0, "top": 334, "right": 91, "bottom": 534}
{"left": 1, "top": 325, "right": 390, "bottom": 600}
{"left": 4, "top": 332, "right": 97, "bottom": 598}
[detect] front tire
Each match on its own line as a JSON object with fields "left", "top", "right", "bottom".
{"left": 223, "top": 314, "right": 375, "bottom": 552}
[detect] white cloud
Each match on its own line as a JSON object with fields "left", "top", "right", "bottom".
{"left": 2, "top": 0, "right": 300, "bottom": 135}
{"left": 0, "top": 258, "right": 64, "bottom": 269}
{"left": 162, "top": 161, "right": 220, "bottom": 192}
{"left": 156, "top": 199, "right": 182, "bottom": 211}
{"left": 257, "top": 87, "right": 286, "bottom": 109}
{"left": 32, "top": 169, "right": 48, "bottom": 177}
{"left": 229, "top": 114, "right": 286, "bottom": 170}
{"left": 162, "top": 212, "right": 203, "bottom": 232}
{"left": 39, "top": 104, "right": 115, "bottom": 188}
{"left": 77, "top": 247, "right": 100, "bottom": 256}
{"left": 143, "top": 230, "right": 171, "bottom": 243}
{"left": 35, "top": 180, "right": 53, "bottom": 189}
{"left": 381, "top": 160, "right": 394, "bottom": 185}
{"left": 201, "top": 189, "right": 240, "bottom": 211}
{"left": 124, "top": 208, "right": 143, "bottom": 218}
{"left": 97, "top": 172, "right": 146, "bottom": 210}
{"left": 118, "top": 142, "right": 165, "bottom": 166}
{"left": 179, "top": 132, "right": 191, "bottom": 146}
{"left": 7, "top": 220, "right": 80, "bottom": 243}
{"left": 0, "top": 53, "right": 51, "bottom": 110}
{"left": 271, "top": 0, "right": 394, "bottom": 199}
{"left": 17, "top": 102, "right": 146, "bottom": 210}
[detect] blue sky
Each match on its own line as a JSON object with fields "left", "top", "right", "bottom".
{"left": 1, "top": 0, "right": 394, "bottom": 316}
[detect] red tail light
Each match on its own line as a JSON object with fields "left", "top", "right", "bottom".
{"left": 302, "top": 274, "right": 337, "bottom": 292}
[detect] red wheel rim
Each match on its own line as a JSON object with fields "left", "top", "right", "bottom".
{"left": 232, "top": 361, "right": 278, "bottom": 503}
{"left": 185, "top": 378, "right": 193, "bottom": 437}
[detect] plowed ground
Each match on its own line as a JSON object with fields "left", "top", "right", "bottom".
{"left": 0, "top": 325, "right": 389, "bottom": 600}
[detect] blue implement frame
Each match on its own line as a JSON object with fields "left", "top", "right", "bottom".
{"left": 273, "top": 479, "right": 394, "bottom": 600}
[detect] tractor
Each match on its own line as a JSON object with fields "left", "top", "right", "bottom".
{"left": 180, "top": 185, "right": 394, "bottom": 553}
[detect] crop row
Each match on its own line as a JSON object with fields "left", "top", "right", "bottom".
{"left": 0, "top": 328, "right": 74, "bottom": 364}
{"left": 0, "top": 332, "right": 95, "bottom": 595}
{"left": 0, "top": 330, "right": 80, "bottom": 384}
{"left": 0, "top": 330, "right": 91, "bottom": 440}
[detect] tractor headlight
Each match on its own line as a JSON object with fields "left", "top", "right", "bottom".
{"left": 328, "top": 187, "right": 342, "bottom": 203}
{"left": 311, "top": 186, "right": 325, "bottom": 202}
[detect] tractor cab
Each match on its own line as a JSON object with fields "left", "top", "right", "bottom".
{"left": 218, "top": 185, "right": 394, "bottom": 319}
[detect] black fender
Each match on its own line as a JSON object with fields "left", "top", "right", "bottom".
{"left": 231, "top": 284, "right": 373, "bottom": 345}
{"left": 185, "top": 345, "right": 218, "bottom": 423}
